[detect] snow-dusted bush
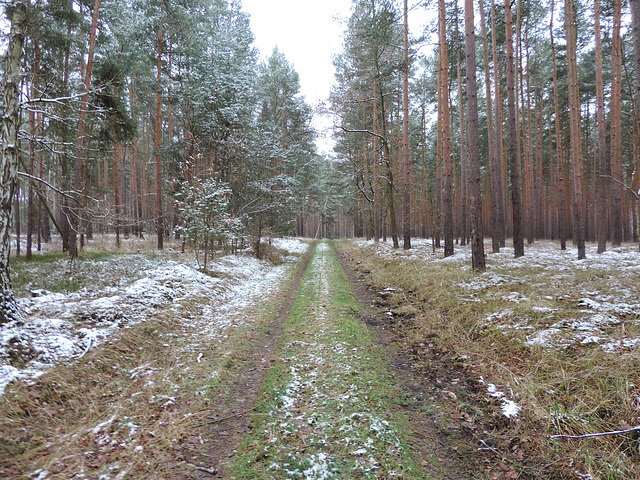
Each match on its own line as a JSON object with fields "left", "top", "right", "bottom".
{"left": 175, "top": 178, "right": 243, "bottom": 269}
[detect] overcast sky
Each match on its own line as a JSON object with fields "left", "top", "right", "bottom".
{"left": 240, "top": 0, "right": 435, "bottom": 155}
{"left": 241, "top": 0, "right": 351, "bottom": 106}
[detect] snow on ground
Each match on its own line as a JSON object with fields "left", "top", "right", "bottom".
{"left": 358, "top": 238, "right": 640, "bottom": 351}
{"left": 0, "top": 237, "right": 310, "bottom": 395}
{"left": 357, "top": 238, "right": 640, "bottom": 419}
{"left": 262, "top": 243, "right": 405, "bottom": 478}
{"left": 479, "top": 377, "right": 521, "bottom": 419}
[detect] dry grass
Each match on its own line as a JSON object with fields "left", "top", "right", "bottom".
{"left": 336, "top": 239, "right": 640, "bottom": 480}
{"left": 0, "top": 235, "right": 305, "bottom": 479}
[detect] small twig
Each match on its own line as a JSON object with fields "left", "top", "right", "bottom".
{"left": 478, "top": 438, "right": 500, "bottom": 455}
{"left": 185, "top": 462, "right": 217, "bottom": 476}
{"left": 550, "top": 425, "right": 640, "bottom": 440}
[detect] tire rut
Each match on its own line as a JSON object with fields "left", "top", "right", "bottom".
{"left": 172, "top": 243, "right": 316, "bottom": 479}
{"left": 332, "top": 241, "right": 485, "bottom": 480}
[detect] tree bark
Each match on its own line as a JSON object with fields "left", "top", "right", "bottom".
{"left": 1, "top": 0, "right": 27, "bottom": 325}
{"left": 27, "top": 40, "right": 39, "bottom": 261}
{"left": 455, "top": 9, "right": 467, "bottom": 247}
{"left": 70, "top": 0, "right": 100, "bottom": 260}
{"left": 550, "top": 0, "right": 567, "bottom": 250}
{"left": 466, "top": 0, "right": 486, "bottom": 272}
{"left": 629, "top": 0, "right": 640, "bottom": 250}
{"left": 155, "top": 20, "right": 164, "bottom": 250}
{"left": 481, "top": 0, "right": 499, "bottom": 252}
{"left": 610, "top": 0, "right": 623, "bottom": 246}
{"left": 490, "top": 0, "right": 506, "bottom": 248}
{"left": 505, "top": 0, "right": 524, "bottom": 257}
{"left": 565, "top": 0, "right": 586, "bottom": 259}
{"left": 595, "top": 0, "right": 609, "bottom": 253}
{"left": 402, "top": 0, "right": 411, "bottom": 249}
{"left": 439, "top": 0, "right": 454, "bottom": 257}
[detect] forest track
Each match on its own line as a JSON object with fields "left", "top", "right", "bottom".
{"left": 173, "top": 242, "right": 316, "bottom": 479}
{"left": 331, "top": 241, "right": 533, "bottom": 480}
{"left": 187, "top": 240, "right": 488, "bottom": 479}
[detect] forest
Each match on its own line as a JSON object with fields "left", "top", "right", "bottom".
{"left": 0, "top": 0, "right": 640, "bottom": 478}
{"left": 1, "top": 0, "right": 639, "bottom": 310}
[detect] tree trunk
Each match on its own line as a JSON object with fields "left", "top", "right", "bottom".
{"left": 550, "top": 0, "right": 567, "bottom": 249}
{"left": 402, "top": 0, "right": 411, "bottom": 250}
{"left": 1, "top": 0, "right": 27, "bottom": 325}
{"left": 155, "top": 20, "right": 164, "bottom": 250}
{"left": 26, "top": 40, "right": 39, "bottom": 261}
{"left": 504, "top": 0, "right": 524, "bottom": 257}
{"left": 595, "top": 0, "right": 609, "bottom": 253}
{"left": 373, "top": 79, "right": 381, "bottom": 242}
{"left": 440, "top": 0, "right": 454, "bottom": 257}
{"left": 565, "top": 0, "right": 586, "bottom": 259}
{"left": 481, "top": 0, "right": 498, "bottom": 252}
{"left": 630, "top": 0, "right": 640, "bottom": 249}
{"left": 490, "top": 0, "right": 506, "bottom": 248}
{"left": 455, "top": 10, "right": 467, "bottom": 247}
{"left": 466, "top": 0, "right": 486, "bottom": 272}
{"left": 70, "top": 0, "right": 100, "bottom": 260}
{"left": 610, "top": 0, "right": 623, "bottom": 246}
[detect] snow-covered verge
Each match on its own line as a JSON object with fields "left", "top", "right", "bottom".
{"left": 358, "top": 238, "right": 640, "bottom": 353}
{"left": 0, "top": 237, "right": 310, "bottom": 396}
{"left": 356, "top": 239, "right": 640, "bottom": 422}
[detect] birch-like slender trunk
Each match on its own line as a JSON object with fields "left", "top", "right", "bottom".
{"left": 1, "top": 0, "right": 27, "bottom": 325}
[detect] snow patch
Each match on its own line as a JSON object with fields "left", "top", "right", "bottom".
{"left": 0, "top": 237, "right": 309, "bottom": 395}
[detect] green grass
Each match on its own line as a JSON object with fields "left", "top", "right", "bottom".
{"left": 233, "top": 242, "right": 430, "bottom": 479}
{"left": 334, "top": 239, "right": 640, "bottom": 479}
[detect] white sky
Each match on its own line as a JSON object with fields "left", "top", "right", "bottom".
{"left": 241, "top": 0, "right": 352, "bottom": 155}
{"left": 240, "top": 0, "right": 436, "bottom": 155}
{"left": 241, "top": 0, "right": 351, "bottom": 106}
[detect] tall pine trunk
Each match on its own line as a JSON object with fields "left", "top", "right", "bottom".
{"left": 71, "top": 0, "right": 100, "bottom": 259}
{"left": 491, "top": 0, "right": 506, "bottom": 248}
{"left": 402, "top": 0, "right": 411, "bottom": 249}
{"left": 439, "top": 0, "right": 454, "bottom": 257}
{"left": 465, "top": 0, "right": 486, "bottom": 272}
{"left": 595, "top": 0, "right": 609, "bottom": 253}
{"left": 505, "top": 0, "right": 524, "bottom": 257}
{"left": 610, "top": 0, "right": 623, "bottom": 246}
{"left": 630, "top": 0, "right": 640, "bottom": 250}
{"left": 481, "top": 0, "right": 500, "bottom": 253}
{"left": 27, "top": 40, "right": 39, "bottom": 261}
{"left": 455, "top": 11, "right": 467, "bottom": 247}
{"left": 565, "top": 0, "right": 586, "bottom": 259}
{"left": 155, "top": 21, "right": 164, "bottom": 250}
{"left": 550, "top": 0, "right": 567, "bottom": 250}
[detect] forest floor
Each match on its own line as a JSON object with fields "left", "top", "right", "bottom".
{"left": 0, "top": 236, "right": 638, "bottom": 479}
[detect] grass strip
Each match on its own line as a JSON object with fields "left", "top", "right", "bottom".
{"left": 336, "top": 239, "right": 640, "bottom": 480}
{"left": 233, "top": 241, "right": 428, "bottom": 479}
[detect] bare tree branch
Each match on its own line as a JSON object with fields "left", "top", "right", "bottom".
{"left": 338, "top": 125, "right": 388, "bottom": 143}
{"left": 600, "top": 174, "right": 640, "bottom": 199}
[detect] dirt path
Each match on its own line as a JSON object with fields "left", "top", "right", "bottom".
{"left": 332, "top": 242, "right": 508, "bottom": 480}
{"left": 174, "top": 243, "right": 316, "bottom": 479}
{"left": 179, "top": 240, "right": 512, "bottom": 479}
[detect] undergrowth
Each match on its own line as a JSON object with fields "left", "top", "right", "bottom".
{"left": 336, "top": 239, "right": 640, "bottom": 480}
{"left": 0, "top": 239, "right": 307, "bottom": 479}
